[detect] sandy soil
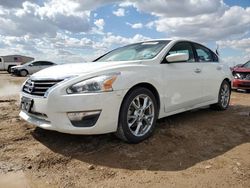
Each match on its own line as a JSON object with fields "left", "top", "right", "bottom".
{"left": 0, "top": 71, "right": 250, "bottom": 188}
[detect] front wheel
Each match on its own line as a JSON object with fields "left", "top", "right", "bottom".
{"left": 20, "top": 69, "right": 28, "bottom": 77}
{"left": 7, "top": 66, "right": 12, "bottom": 73}
{"left": 210, "top": 80, "right": 231, "bottom": 111}
{"left": 116, "top": 87, "right": 158, "bottom": 143}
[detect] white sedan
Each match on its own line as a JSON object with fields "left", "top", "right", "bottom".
{"left": 19, "top": 39, "right": 232, "bottom": 143}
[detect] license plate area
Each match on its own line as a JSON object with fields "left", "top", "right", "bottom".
{"left": 21, "top": 97, "right": 34, "bottom": 113}
{"left": 241, "top": 82, "right": 250, "bottom": 86}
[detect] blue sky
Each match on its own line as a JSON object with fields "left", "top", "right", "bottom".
{"left": 0, "top": 0, "right": 250, "bottom": 65}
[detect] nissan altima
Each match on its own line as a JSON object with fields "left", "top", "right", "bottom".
{"left": 19, "top": 39, "right": 232, "bottom": 143}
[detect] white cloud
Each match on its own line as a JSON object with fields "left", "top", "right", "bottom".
{"left": 217, "top": 38, "right": 250, "bottom": 52}
{"left": 221, "top": 55, "right": 250, "bottom": 67}
{"left": 102, "top": 33, "right": 151, "bottom": 47}
{"left": 0, "top": 0, "right": 39, "bottom": 8}
{"left": 127, "top": 22, "right": 143, "bottom": 29}
{"left": 113, "top": 8, "right": 125, "bottom": 16}
{"left": 0, "top": 0, "right": 91, "bottom": 37}
{"left": 94, "top": 19, "right": 105, "bottom": 30}
{"left": 127, "top": 0, "right": 225, "bottom": 17}
{"left": 152, "top": 6, "right": 250, "bottom": 41}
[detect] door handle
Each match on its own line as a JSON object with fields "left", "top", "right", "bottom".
{"left": 194, "top": 68, "right": 201, "bottom": 73}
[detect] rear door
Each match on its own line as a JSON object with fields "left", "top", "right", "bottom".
{"left": 163, "top": 42, "right": 204, "bottom": 113}
{"left": 192, "top": 43, "right": 222, "bottom": 102}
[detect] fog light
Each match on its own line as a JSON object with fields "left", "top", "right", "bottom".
{"left": 67, "top": 110, "right": 101, "bottom": 127}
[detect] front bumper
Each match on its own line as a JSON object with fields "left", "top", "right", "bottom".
{"left": 11, "top": 68, "right": 21, "bottom": 75}
{"left": 232, "top": 79, "right": 250, "bottom": 89}
{"left": 19, "top": 90, "right": 127, "bottom": 135}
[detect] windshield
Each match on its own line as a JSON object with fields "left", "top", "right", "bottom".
{"left": 95, "top": 40, "right": 170, "bottom": 62}
{"left": 243, "top": 61, "right": 250, "bottom": 68}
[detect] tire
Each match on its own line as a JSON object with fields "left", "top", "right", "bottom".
{"left": 7, "top": 66, "right": 12, "bottom": 73}
{"left": 20, "top": 69, "right": 28, "bottom": 77}
{"left": 116, "top": 87, "right": 158, "bottom": 143}
{"left": 210, "top": 80, "right": 231, "bottom": 111}
{"left": 246, "top": 89, "right": 250, "bottom": 93}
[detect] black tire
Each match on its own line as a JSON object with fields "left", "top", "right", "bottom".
{"left": 7, "top": 66, "right": 12, "bottom": 73}
{"left": 116, "top": 87, "right": 158, "bottom": 143}
{"left": 210, "top": 80, "right": 231, "bottom": 111}
{"left": 246, "top": 89, "right": 250, "bottom": 93}
{"left": 20, "top": 69, "right": 28, "bottom": 77}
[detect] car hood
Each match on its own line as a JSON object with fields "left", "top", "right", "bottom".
{"left": 233, "top": 67, "right": 250, "bottom": 73}
{"left": 30, "top": 61, "right": 141, "bottom": 80}
{"left": 12, "top": 65, "right": 23, "bottom": 69}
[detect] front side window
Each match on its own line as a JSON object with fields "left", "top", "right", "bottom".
{"left": 30, "top": 62, "right": 42, "bottom": 66}
{"left": 193, "top": 43, "right": 213, "bottom": 62}
{"left": 95, "top": 41, "right": 170, "bottom": 62}
{"left": 167, "top": 42, "right": 195, "bottom": 62}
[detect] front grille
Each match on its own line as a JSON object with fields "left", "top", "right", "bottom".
{"left": 234, "top": 72, "right": 250, "bottom": 80}
{"left": 23, "top": 79, "right": 63, "bottom": 96}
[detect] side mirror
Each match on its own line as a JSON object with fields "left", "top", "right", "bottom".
{"left": 29, "top": 64, "right": 33, "bottom": 67}
{"left": 166, "top": 53, "right": 189, "bottom": 63}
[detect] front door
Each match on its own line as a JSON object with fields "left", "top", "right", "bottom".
{"left": 163, "top": 42, "right": 204, "bottom": 113}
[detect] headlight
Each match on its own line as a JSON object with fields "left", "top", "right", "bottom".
{"left": 67, "top": 73, "right": 120, "bottom": 94}
{"left": 234, "top": 73, "right": 242, "bottom": 79}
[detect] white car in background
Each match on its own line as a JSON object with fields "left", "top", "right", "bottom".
{"left": 19, "top": 39, "right": 232, "bottom": 143}
{"left": 11, "top": 61, "right": 57, "bottom": 76}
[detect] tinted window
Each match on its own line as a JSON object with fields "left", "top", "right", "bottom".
{"left": 0, "top": 58, "right": 2, "bottom": 62}
{"left": 41, "top": 61, "right": 54, "bottom": 66}
{"left": 30, "top": 62, "right": 40, "bottom": 66}
{"left": 167, "top": 42, "right": 195, "bottom": 62}
{"left": 193, "top": 43, "right": 213, "bottom": 62}
{"left": 30, "top": 61, "right": 54, "bottom": 66}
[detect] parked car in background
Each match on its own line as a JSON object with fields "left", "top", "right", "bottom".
{"left": 11, "top": 61, "right": 57, "bottom": 76}
{"left": 232, "top": 60, "right": 250, "bottom": 92}
{"left": 19, "top": 39, "right": 232, "bottom": 143}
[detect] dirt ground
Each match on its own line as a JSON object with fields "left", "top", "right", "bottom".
{"left": 0, "top": 71, "right": 250, "bottom": 188}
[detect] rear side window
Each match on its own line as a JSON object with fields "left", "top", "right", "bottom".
{"left": 193, "top": 43, "right": 214, "bottom": 62}
{"left": 42, "top": 61, "right": 54, "bottom": 65}
{"left": 168, "top": 42, "right": 195, "bottom": 62}
{"left": 31, "top": 61, "right": 43, "bottom": 66}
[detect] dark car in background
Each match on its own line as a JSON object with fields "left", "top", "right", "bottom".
{"left": 232, "top": 60, "right": 250, "bottom": 92}
{"left": 11, "top": 61, "right": 57, "bottom": 77}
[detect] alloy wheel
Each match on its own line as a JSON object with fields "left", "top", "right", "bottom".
{"left": 220, "top": 83, "right": 230, "bottom": 108}
{"left": 127, "top": 94, "right": 155, "bottom": 137}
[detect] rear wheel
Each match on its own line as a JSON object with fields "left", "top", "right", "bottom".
{"left": 20, "top": 69, "right": 28, "bottom": 77}
{"left": 211, "top": 80, "right": 231, "bottom": 110}
{"left": 116, "top": 87, "right": 158, "bottom": 143}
